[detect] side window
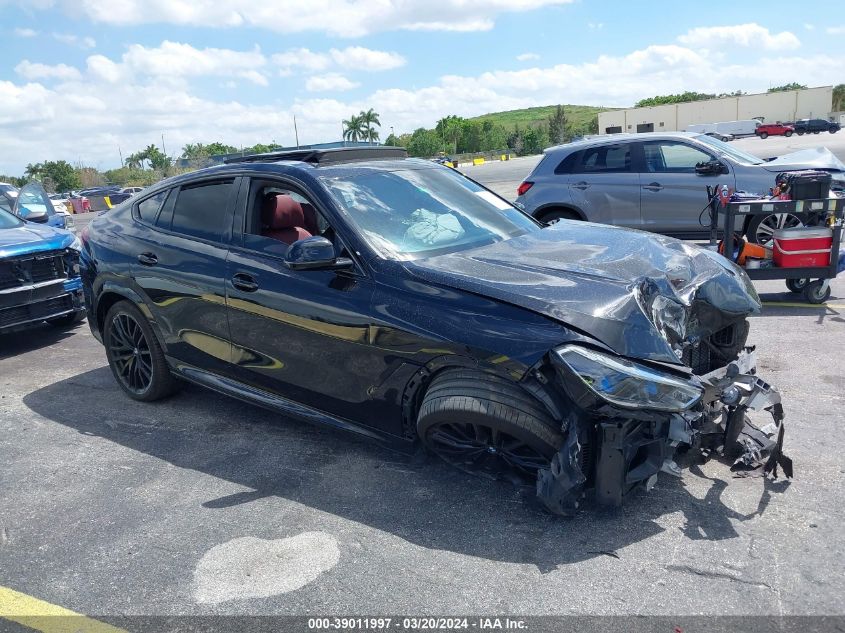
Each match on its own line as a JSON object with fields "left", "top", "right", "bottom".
{"left": 554, "top": 152, "right": 580, "bottom": 175}
{"left": 643, "top": 142, "right": 712, "bottom": 173}
{"left": 136, "top": 190, "right": 167, "bottom": 221}
{"left": 170, "top": 180, "right": 234, "bottom": 242}
{"left": 577, "top": 144, "right": 631, "bottom": 173}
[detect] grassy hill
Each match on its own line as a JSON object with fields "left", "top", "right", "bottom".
{"left": 469, "top": 104, "right": 612, "bottom": 133}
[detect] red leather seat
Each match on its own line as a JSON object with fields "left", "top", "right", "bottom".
{"left": 299, "top": 202, "right": 320, "bottom": 235}
{"left": 261, "top": 195, "right": 312, "bottom": 245}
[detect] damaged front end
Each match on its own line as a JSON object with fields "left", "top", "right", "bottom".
{"left": 537, "top": 344, "right": 791, "bottom": 515}
{"left": 536, "top": 254, "right": 792, "bottom": 515}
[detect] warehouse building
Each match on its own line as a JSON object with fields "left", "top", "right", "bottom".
{"left": 598, "top": 86, "right": 833, "bottom": 134}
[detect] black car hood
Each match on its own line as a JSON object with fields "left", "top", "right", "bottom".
{"left": 404, "top": 221, "right": 761, "bottom": 365}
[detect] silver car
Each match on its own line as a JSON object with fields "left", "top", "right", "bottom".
{"left": 516, "top": 132, "right": 845, "bottom": 243}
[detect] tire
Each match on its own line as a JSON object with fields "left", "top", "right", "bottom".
{"left": 786, "top": 278, "right": 809, "bottom": 293}
{"left": 417, "top": 369, "right": 562, "bottom": 484}
{"left": 103, "top": 300, "right": 177, "bottom": 401}
{"left": 540, "top": 208, "right": 580, "bottom": 224}
{"left": 746, "top": 212, "right": 805, "bottom": 246}
{"left": 759, "top": 132, "right": 768, "bottom": 139}
{"left": 785, "top": 130, "right": 793, "bottom": 137}
{"left": 830, "top": 127, "right": 838, "bottom": 134}
{"left": 47, "top": 310, "right": 86, "bottom": 328}
{"left": 803, "top": 280, "right": 831, "bottom": 305}
{"left": 813, "top": 130, "right": 820, "bottom": 135}
{"left": 797, "top": 130, "right": 805, "bottom": 136}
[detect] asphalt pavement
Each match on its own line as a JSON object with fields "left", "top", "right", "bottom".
{"left": 2, "top": 133, "right": 845, "bottom": 628}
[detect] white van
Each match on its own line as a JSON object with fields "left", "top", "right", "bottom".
{"left": 714, "top": 120, "right": 760, "bottom": 137}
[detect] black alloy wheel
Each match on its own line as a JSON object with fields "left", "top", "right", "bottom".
{"left": 104, "top": 301, "right": 177, "bottom": 401}
{"left": 425, "top": 421, "right": 551, "bottom": 482}
{"left": 786, "top": 278, "right": 809, "bottom": 293}
{"left": 108, "top": 312, "right": 153, "bottom": 394}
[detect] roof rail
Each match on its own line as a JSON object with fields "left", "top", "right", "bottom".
{"left": 224, "top": 146, "right": 408, "bottom": 165}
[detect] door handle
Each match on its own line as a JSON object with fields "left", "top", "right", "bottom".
{"left": 572, "top": 181, "right": 590, "bottom": 190}
{"left": 642, "top": 182, "right": 664, "bottom": 192}
{"left": 232, "top": 273, "right": 258, "bottom": 292}
{"left": 137, "top": 252, "right": 158, "bottom": 266}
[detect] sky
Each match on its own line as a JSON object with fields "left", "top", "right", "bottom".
{"left": 1, "top": 0, "right": 843, "bottom": 175}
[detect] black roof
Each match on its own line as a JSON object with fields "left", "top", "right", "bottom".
{"left": 224, "top": 146, "right": 408, "bottom": 166}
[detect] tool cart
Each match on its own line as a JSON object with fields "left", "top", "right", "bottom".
{"left": 709, "top": 193, "right": 844, "bottom": 304}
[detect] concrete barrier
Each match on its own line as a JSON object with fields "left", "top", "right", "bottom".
{"left": 472, "top": 157, "right": 485, "bottom": 166}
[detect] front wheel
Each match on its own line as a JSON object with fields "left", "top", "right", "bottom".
{"left": 804, "top": 280, "right": 831, "bottom": 305}
{"left": 746, "top": 212, "right": 805, "bottom": 246}
{"left": 417, "top": 369, "right": 562, "bottom": 484}
{"left": 797, "top": 130, "right": 805, "bottom": 136}
{"left": 104, "top": 300, "right": 177, "bottom": 401}
{"left": 830, "top": 127, "right": 839, "bottom": 134}
{"left": 759, "top": 132, "right": 768, "bottom": 139}
{"left": 785, "top": 130, "right": 793, "bottom": 137}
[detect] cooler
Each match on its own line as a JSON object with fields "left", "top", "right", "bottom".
{"left": 773, "top": 227, "right": 833, "bottom": 268}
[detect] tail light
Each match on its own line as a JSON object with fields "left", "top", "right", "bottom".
{"left": 517, "top": 181, "right": 534, "bottom": 196}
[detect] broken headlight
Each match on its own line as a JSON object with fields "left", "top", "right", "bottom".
{"left": 555, "top": 346, "right": 703, "bottom": 412}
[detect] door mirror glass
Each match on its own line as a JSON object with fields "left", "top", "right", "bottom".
{"left": 283, "top": 236, "right": 354, "bottom": 271}
{"left": 14, "top": 182, "right": 55, "bottom": 223}
{"left": 694, "top": 159, "right": 728, "bottom": 176}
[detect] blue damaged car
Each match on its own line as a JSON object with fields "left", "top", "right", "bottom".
{"left": 0, "top": 182, "right": 85, "bottom": 334}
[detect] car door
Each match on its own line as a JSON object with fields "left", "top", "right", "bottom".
{"left": 128, "top": 178, "right": 237, "bottom": 376}
{"left": 567, "top": 142, "right": 640, "bottom": 229}
{"left": 223, "top": 176, "right": 394, "bottom": 433}
{"left": 637, "top": 140, "right": 734, "bottom": 235}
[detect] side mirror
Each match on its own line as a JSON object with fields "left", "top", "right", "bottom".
{"left": 283, "top": 236, "right": 354, "bottom": 271}
{"left": 695, "top": 159, "right": 728, "bottom": 176}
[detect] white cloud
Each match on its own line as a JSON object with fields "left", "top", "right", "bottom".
{"left": 516, "top": 52, "right": 540, "bottom": 62}
{"left": 3, "top": 40, "right": 844, "bottom": 176}
{"left": 14, "top": 60, "right": 82, "bottom": 81}
{"left": 678, "top": 23, "right": 800, "bottom": 51}
{"left": 826, "top": 26, "right": 845, "bottom": 35}
{"left": 305, "top": 73, "right": 360, "bottom": 92}
{"left": 14, "top": 27, "right": 38, "bottom": 37}
{"left": 24, "top": 0, "right": 575, "bottom": 37}
{"left": 53, "top": 33, "right": 97, "bottom": 48}
{"left": 588, "top": 22, "right": 603, "bottom": 30}
{"left": 330, "top": 47, "right": 405, "bottom": 71}
{"left": 272, "top": 46, "right": 405, "bottom": 75}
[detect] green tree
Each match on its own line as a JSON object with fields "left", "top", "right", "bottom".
{"left": 359, "top": 108, "right": 381, "bottom": 144}
{"left": 204, "top": 142, "right": 238, "bottom": 156}
{"left": 384, "top": 133, "right": 399, "bottom": 147}
{"left": 522, "top": 125, "right": 549, "bottom": 155}
{"left": 587, "top": 115, "right": 599, "bottom": 135}
{"left": 635, "top": 91, "right": 715, "bottom": 107}
{"left": 20, "top": 161, "right": 81, "bottom": 192}
{"left": 342, "top": 114, "right": 365, "bottom": 142}
{"left": 407, "top": 128, "right": 445, "bottom": 157}
{"left": 547, "top": 104, "right": 566, "bottom": 145}
{"left": 0, "top": 174, "right": 25, "bottom": 188}
{"left": 831, "top": 83, "right": 845, "bottom": 111}
{"left": 768, "top": 83, "right": 807, "bottom": 93}
{"left": 435, "top": 115, "right": 464, "bottom": 154}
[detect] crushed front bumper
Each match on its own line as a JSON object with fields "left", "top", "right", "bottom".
{"left": 537, "top": 348, "right": 792, "bottom": 515}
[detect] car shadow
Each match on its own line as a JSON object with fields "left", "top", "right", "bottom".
{"left": 0, "top": 320, "right": 85, "bottom": 360}
{"left": 23, "top": 367, "right": 787, "bottom": 571}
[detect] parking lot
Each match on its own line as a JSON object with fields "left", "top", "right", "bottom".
{"left": 2, "top": 138, "right": 845, "bottom": 628}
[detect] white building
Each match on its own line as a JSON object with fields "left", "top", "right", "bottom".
{"left": 598, "top": 86, "right": 833, "bottom": 134}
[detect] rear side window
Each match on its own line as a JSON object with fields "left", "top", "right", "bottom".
{"left": 136, "top": 190, "right": 167, "bottom": 221}
{"left": 578, "top": 144, "right": 631, "bottom": 173}
{"left": 554, "top": 152, "right": 580, "bottom": 174}
{"left": 170, "top": 180, "right": 234, "bottom": 242}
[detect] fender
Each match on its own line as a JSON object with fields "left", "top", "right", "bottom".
{"left": 91, "top": 280, "right": 167, "bottom": 351}
{"left": 531, "top": 203, "right": 586, "bottom": 222}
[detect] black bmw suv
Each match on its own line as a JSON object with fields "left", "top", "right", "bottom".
{"left": 80, "top": 147, "right": 790, "bottom": 513}
{"left": 793, "top": 118, "right": 840, "bottom": 135}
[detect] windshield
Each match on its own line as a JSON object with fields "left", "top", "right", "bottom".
{"left": 0, "top": 184, "right": 19, "bottom": 194}
{"left": 0, "top": 206, "right": 24, "bottom": 229}
{"left": 694, "top": 134, "right": 764, "bottom": 165}
{"left": 319, "top": 165, "right": 540, "bottom": 259}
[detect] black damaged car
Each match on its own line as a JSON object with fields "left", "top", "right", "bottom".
{"left": 80, "top": 147, "right": 790, "bottom": 514}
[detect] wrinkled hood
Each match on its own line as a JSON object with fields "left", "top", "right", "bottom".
{"left": 0, "top": 223, "right": 75, "bottom": 258}
{"left": 405, "top": 221, "right": 761, "bottom": 365}
{"left": 760, "top": 147, "right": 845, "bottom": 174}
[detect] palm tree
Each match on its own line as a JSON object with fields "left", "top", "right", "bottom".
{"left": 833, "top": 83, "right": 845, "bottom": 113}
{"left": 342, "top": 114, "right": 365, "bottom": 143}
{"left": 359, "top": 108, "right": 381, "bottom": 145}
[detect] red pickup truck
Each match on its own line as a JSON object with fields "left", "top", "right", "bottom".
{"left": 755, "top": 123, "right": 794, "bottom": 138}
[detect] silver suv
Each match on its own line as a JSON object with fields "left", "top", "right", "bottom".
{"left": 516, "top": 132, "right": 845, "bottom": 242}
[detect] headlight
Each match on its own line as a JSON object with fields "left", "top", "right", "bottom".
{"left": 69, "top": 235, "right": 82, "bottom": 252}
{"left": 555, "top": 346, "right": 702, "bottom": 412}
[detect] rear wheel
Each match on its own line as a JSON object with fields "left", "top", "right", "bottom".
{"left": 746, "top": 212, "right": 805, "bottom": 246}
{"left": 784, "top": 130, "right": 793, "bottom": 137}
{"left": 540, "top": 208, "right": 580, "bottom": 224}
{"left": 417, "top": 369, "right": 561, "bottom": 484}
{"left": 104, "top": 301, "right": 177, "bottom": 401}
{"left": 797, "top": 130, "right": 805, "bottom": 136}
{"left": 804, "top": 280, "right": 830, "bottom": 305}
